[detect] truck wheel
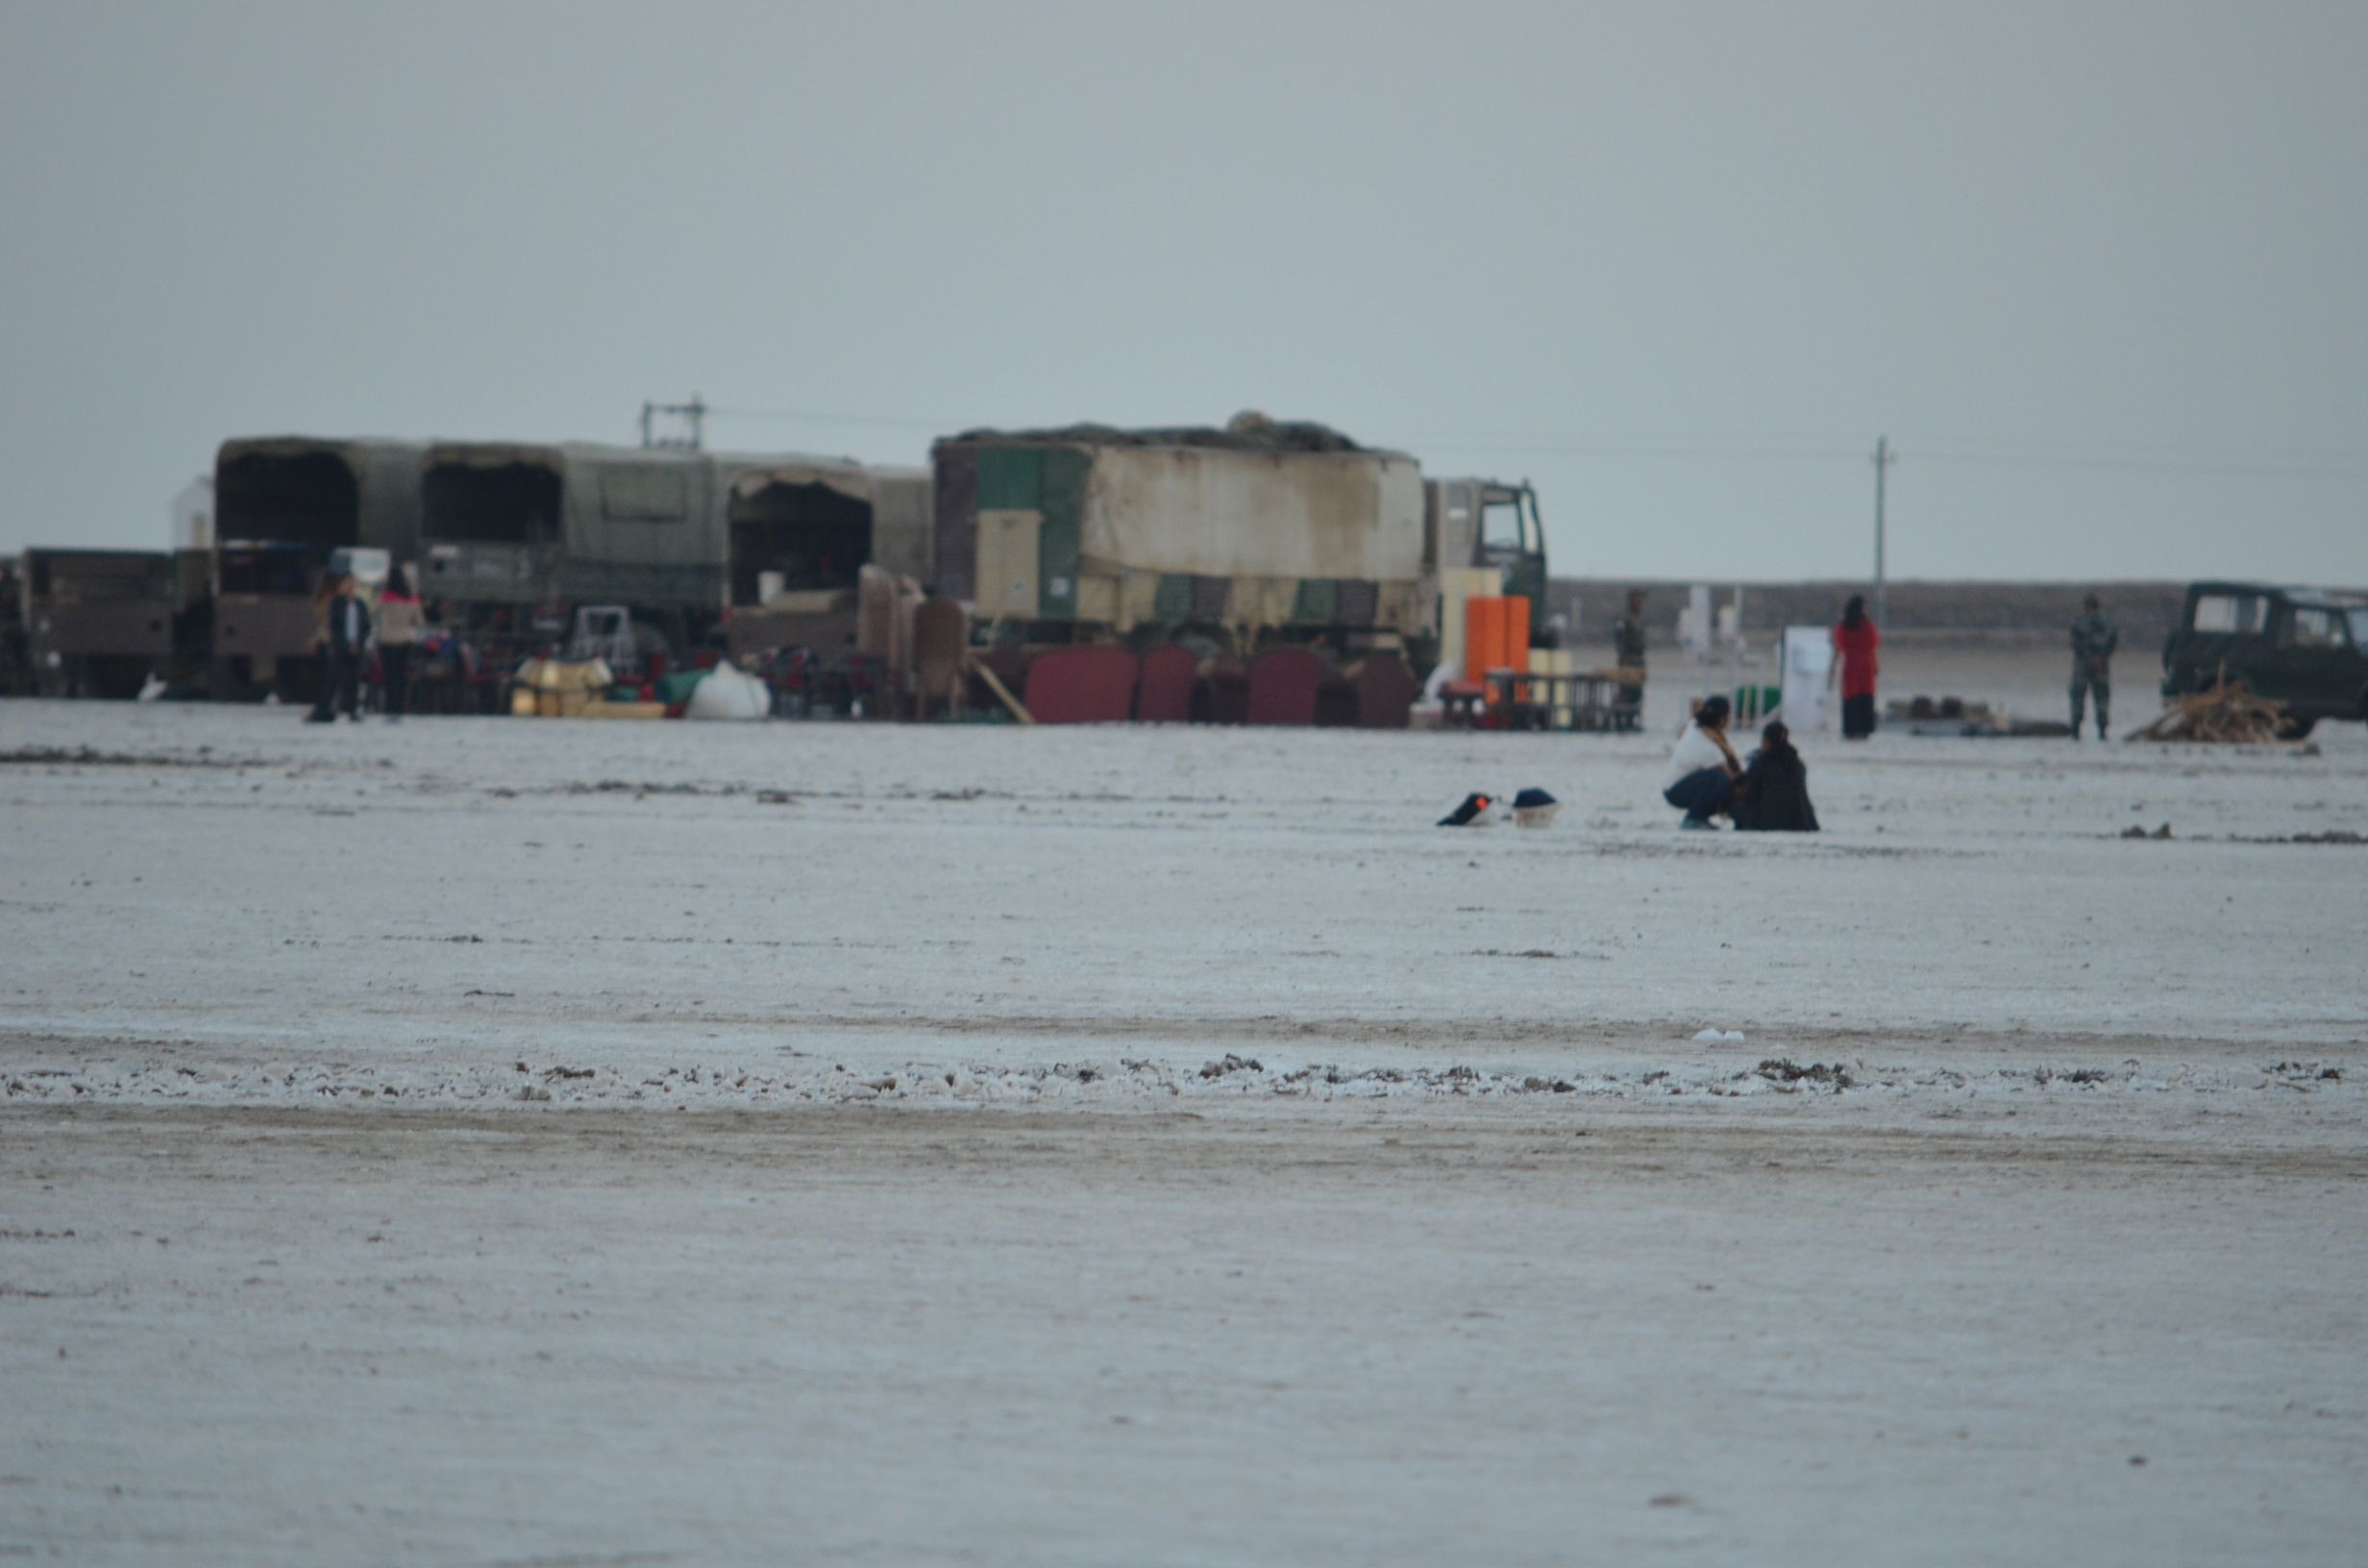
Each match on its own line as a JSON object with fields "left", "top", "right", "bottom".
{"left": 209, "top": 659, "right": 255, "bottom": 703}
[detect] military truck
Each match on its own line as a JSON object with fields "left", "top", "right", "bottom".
{"left": 211, "top": 437, "right": 424, "bottom": 699}
{"left": 2161, "top": 580, "right": 2368, "bottom": 737}
{"left": 719, "top": 457, "right": 930, "bottom": 658}
{"left": 1431, "top": 476, "right": 1551, "bottom": 637}
{"left": 421, "top": 442, "right": 801, "bottom": 662}
{"left": 19, "top": 547, "right": 209, "bottom": 698}
{"left": 928, "top": 418, "right": 1548, "bottom": 667}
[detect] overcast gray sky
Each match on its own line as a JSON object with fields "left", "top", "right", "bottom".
{"left": 4, "top": 0, "right": 2363, "bottom": 581}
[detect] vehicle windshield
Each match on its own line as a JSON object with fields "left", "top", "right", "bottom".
{"left": 2191, "top": 592, "right": 2267, "bottom": 633}
{"left": 1480, "top": 497, "right": 1525, "bottom": 553}
{"left": 2348, "top": 607, "right": 2368, "bottom": 647}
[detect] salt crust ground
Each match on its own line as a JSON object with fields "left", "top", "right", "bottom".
{"left": 3, "top": 694, "right": 2364, "bottom": 1564}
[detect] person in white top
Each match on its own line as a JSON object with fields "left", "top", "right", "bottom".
{"left": 1662, "top": 695, "right": 1743, "bottom": 830}
{"left": 376, "top": 566, "right": 424, "bottom": 721}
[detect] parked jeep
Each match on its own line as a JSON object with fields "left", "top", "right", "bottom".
{"left": 2161, "top": 581, "right": 2368, "bottom": 737}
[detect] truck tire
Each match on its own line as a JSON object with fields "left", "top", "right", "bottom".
{"left": 209, "top": 658, "right": 257, "bottom": 703}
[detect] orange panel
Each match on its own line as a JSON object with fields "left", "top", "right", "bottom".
{"left": 1463, "top": 597, "right": 1504, "bottom": 684}
{"left": 1505, "top": 595, "right": 1531, "bottom": 700}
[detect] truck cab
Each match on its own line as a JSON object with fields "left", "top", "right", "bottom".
{"left": 2161, "top": 581, "right": 2368, "bottom": 737}
{"left": 1425, "top": 478, "right": 1552, "bottom": 653}
{"left": 1475, "top": 480, "right": 1550, "bottom": 642}
{"left": 19, "top": 548, "right": 199, "bottom": 698}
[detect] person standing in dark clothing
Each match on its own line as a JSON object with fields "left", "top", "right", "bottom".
{"left": 1830, "top": 595, "right": 1881, "bottom": 739}
{"left": 2068, "top": 594, "right": 2117, "bottom": 739}
{"left": 1612, "top": 589, "right": 1648, "bottom": 728}
{"left": 1732, "top": 721, "right": 1820, "bottom": 832}
{"left": 305, "top": 570, "right": 338, "bottom": 721}
{"left": 315, "top": 573, "right": 371, "bottom": 723}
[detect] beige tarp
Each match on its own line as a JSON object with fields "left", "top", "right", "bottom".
{"left": 726, "top": 459, "right": 871, "bottom": 506}
{"left": 1081, "top": 448, "right": 1425, "bottom": 583}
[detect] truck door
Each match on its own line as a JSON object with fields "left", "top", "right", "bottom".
{"left": 1477, "top": 483, "right": 1549, "bottom": 645}
{"left": 2278, "top": 604, "right": 2354, "bottom": 713}
{"left": 2178, "top": 588, "right": 2270, "bottom": 689}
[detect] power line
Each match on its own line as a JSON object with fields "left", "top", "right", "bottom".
{"left": 638, "top": 394, "right": 708, "bottom": 450}
{"left": 1404, "top": 438, "right": 1862, "bottom": 463}
{"left": 698, "top": 405, "right": 2368, "bottom": 478}
{"left": 1906, "top": 446, "right": 2368, "bottom": 478}
{"left": 704, "top": 404, "right": 957, "bottom": 432}
{"left": 1408, "top": 433, "right": 2368, "bottom": 477}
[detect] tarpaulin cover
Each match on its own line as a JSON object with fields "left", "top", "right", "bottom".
{"left": 1083, "top": 448, "right": 1424, "bottom": 583}
{"left": 1246, "top": 647, "right": 1325, "bottom": 726}
{"left": 938, "top": 415, "right": 1381, "bottom": 456}
{"left": 1023, "top": 646, "right": 1139, "bottom": 724}
{"left": 1348, "top": 652, "right": 1418, "bottom": 729}
{"left": 1134, "top": 644, "right": 1198, "bottom": 723}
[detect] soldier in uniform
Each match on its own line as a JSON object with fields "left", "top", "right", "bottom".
{"left": 2069, "top": 593, "right": 2118, "bottom": 739}
{"left": 1612, "top": 589, "right": 1648, "bottom": 730}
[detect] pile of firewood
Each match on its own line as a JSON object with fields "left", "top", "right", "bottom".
{"left": 2127, "top": 680, "right": 2291, "bottom": 744}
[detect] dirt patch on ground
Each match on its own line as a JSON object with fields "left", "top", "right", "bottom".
{"left": 0, "top": 746, "right": 253, "bottom": 769}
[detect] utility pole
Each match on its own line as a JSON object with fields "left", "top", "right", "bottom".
{"left": 638, "top": 395, "right": 708, "bottom": 451}
{"left": 1871, "top": 434, "right": 1895, "bottom": 627}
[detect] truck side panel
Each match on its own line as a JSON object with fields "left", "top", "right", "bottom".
{"left": 23, "top": 551, "right": 177, "bottom": 658}
{"left": 932, "top": 447, "right": 979, "bottom": 602}
{"left": 1039, "top": 449, "right": 1088, "bottom": 621}
{"left": 868, "top": 468, "right": 934, "bottom": 585}
{"left": 214, "top": 595, "right": 320, "bottom": 659}
{"left": 1082, "top": 449, "right": 1424, "bottom": 583}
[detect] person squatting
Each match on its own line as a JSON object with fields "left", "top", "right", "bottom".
{"left": 1661, "top": 696, "right": 1819, "bottom": 832}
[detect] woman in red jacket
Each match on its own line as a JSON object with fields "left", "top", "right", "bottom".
{"left": 1830, "top": 595, "right": 1881, "bottom": 739}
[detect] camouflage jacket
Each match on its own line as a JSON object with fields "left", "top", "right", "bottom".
{"left": 2070, "top": 611, "right": 2117, "bottom": 671}
{"left": 1613, "top": 614, "right": 1647, "bottom": 668}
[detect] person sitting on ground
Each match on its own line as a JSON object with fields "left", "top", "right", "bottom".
{"left": 1663, "top": 695, "right": 1743, "bottom": 829}
{"left": 1731, "top": 721, "right": 1819, "bottom": 833}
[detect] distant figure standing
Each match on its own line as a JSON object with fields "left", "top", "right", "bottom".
{"left": 311, "top": 574, "right": 371, "bottom": 723}
{"left": 305, "top": 571, "right": 338, "bottom": 710}
{"left": 1612, "top": 589, "right": 1648, "bottom": 729}
{"left": 1732, "top": 721, "right": 1819, "bottom": 832}
{"left": 305, "top": 570, "right": 339, "bottom": 721}
{"left": 377, "top": 566, "right": 422, "bottom": 722}
{"left": 2069, "top": 594, "right": 2118, "bottom": 740}
{"left": 1662, "top": 695, "right": 1743, "bottom": 830}
{"left": 1830, "top": 595, "right": 1881, "bottom": 740}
